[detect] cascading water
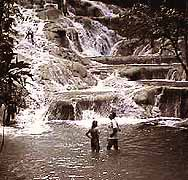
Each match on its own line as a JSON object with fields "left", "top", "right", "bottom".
{"left": 66, "top": 17, "right": 119, "bottom": 57}
{"left": 0, "top": 0, "right": 183, "bottom": 135}
{"left": 12, "top": 7, "right": 54, "bottom": 135}
{"left": 151, "top": 88, "right": 164, "bottom": 118}
{"left": 166, "top": 68, "right": 181, "bottom": 81}
{"left": 1, "top": 2, "right": 118, "bottom": 135}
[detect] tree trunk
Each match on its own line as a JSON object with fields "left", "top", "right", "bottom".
{"left": 185, "top": 34, "right": 188, "bottom": 80}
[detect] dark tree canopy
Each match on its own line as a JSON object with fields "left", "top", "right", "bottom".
{"left": 120, "top": 4, "right": 188, "bottom": 79}
{"left": 90, "top": 0, "right": 187, "bottom": 10}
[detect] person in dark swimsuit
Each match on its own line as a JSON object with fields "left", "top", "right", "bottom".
{"left": 86, "top": 120, "right": 100, "bottom": 153}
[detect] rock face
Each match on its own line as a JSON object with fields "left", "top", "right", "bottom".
{"left": 159, "top": 88, "right": 188, "bottom": 118}
{"left": 47, "top": 93, "right": 117, "bottom": 120}
{"left": 48, "top": 100, "right": 81, "bottom": 120}
{"left": 90, "top": 56, "right": 178, "bottom": 65}
{"left": 133, "top": 85, "right": 188, "bottom": 119}
{"left": 133, "top": 87, "right": 161, "bottom": 106}
{"left": 119, "top": 66, "right": 180, "bottom": 80}
{"left": 68, "top": 0, "right": 103, "bottom": 17}
{"left": 37, "top": 7, "right": 62, "bottom": 20}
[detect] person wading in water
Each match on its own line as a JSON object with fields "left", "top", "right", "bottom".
{"left": 107, "top": 111, "right": 121, "bottom": 150}
{"left": 86, "top": 120, "right": 100, "bottom": 153}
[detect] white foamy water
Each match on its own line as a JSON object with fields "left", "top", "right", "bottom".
{"left": 60, "top": 112, "right": 183, "bottom": 130}
{"left": 16, "top": 106, "right": 51, "bottom": 135}
{"left": 12, "top": 7, "right": 55, "bottom": 135}
{"left": 66, "top": 19, "right": 119, "bottom": 57}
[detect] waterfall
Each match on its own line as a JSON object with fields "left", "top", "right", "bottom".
{"left": 3, "top": 1, "right": 180, "bottom": 134}
{"left": 166, "top": 68, "right": 181, "bottom": 81}
{"left": 65, "top": 17, "right": 119, "bottom": 57}
{"left": 151, "top": 88, "right": 165, "bottom": 118}
{"left": 12, "top": 7, "right": 55, "bottom": 135}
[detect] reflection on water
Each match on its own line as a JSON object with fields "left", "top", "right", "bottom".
{"left": 1, "top": 123, "right": 188, "bottom": 180}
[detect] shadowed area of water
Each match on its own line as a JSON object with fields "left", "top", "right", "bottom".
{"left": 1, "top": 123, "right": 188, "bottom": 180}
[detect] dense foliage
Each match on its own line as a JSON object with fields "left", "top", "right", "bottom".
{"left": 120, "top": 4, "right": 188, "bottom": 79}
{"left": 0, "top": 0, "right": 31, "bottom": 110}
{"left": 91, "top": 0, "right": 187, "bottom": 10}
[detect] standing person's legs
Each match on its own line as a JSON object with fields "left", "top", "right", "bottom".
{"left": 107, "top": 139, "right": 113, "bottom": 150}
{"left": 113, "top": 139, "right": 118, "bottom": 150}
{"left": 5, "top": 112, "right": 10, "bottom": 126}
{"left": 96, "top": 140, "right": 100, "bottom": 153}
{"left": 91, "top": 140, "right": 95, "bottom": 152}
{"left": 91, "top": 139, "right": 100, "bottom": 153}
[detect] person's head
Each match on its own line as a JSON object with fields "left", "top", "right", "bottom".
{"left": 109, "top": 111, "right": 116, "bottom": 120}
{"left": 92, "top": 120, "right": 98, "bottom": 128}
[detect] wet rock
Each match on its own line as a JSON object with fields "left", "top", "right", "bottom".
{"left": 140, "top": 80, "right": 188, "bottom": 87}
{"left": 16, "top": 0, "right": 33, "bottom": 8}
{"left": 66, "top": 28, "right": 83, "bottom": 52}
{"left": 69, "top": 0, "right": 103, "bottom": 17}
{"left": 120, "top": 67, "right": 142, "bottom": 81}
{"left": 77, "top": 94, "right": 117, "bottom": 116}
{"left": 159, "top": 88, "right": 188, "bottom": 118}
{"left": 87, "top": 5, "right": 103, "bottom": 17}
{"left": 133, "top": 87, "right": 161, "bottom": 106}
{"left": 90, "top": 56, "right": 178, "bottom": 65}
{"left": 176, "top": 119, "right": 188, "bottom": 128}
{"left": 120, "top": 66, "right": 172, "bottom": 80}
{"left": 72, "top": 62, "right": 87, "bottom": 78}
{"left": 48, "top": 100, "right": 82, "bottom": 120}
{"left": 45, "top": 23, "right": 69, "bottom": 48}
{"left": 37, "top": 7, "right": 61, "bottom": 20}
{"left": 17, "top": 0, "right": 45, "bottom": 7}
{"left": 48, "top": 92, "right": 117, "bottom": 120}
{"left": 93, "top": 16, "right": 125, "bottom": 35}
{"left": 44, "top": 21, "right": 82, "bottom": 51}
{"left": 134, "top": 85, "right": 188, "bottom": 119}
{"left": 39, "top": 56, "right": 97, "bottom": 91}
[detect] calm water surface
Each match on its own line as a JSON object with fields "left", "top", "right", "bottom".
{"left": 0, "top": 123, "right": 188, "bottom": 180}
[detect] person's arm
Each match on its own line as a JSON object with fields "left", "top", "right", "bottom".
{"left": 86, "top": 130, "right": 91, "bottom": 139}
{"left": 110, "top": 128, "right": 118, "bottom": 137}
{"left": 116, "top": 122, "right": 121, "bottom": 132}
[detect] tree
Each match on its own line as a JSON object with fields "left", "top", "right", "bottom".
{"left": 89, "top": 0, "right": 186, "bottom": 10}
{"left": 0, "top": 0, "right": 32, "bottom": 125}
{"left": 155, "top": 7, "right": 188, "bottom": 79}
{"left": 120, "top": 4, "right": 188, "bottom": 80}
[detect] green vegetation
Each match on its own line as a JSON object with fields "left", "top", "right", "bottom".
{"left": 0, "top": 0, "right": 31, "bottom": 125}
